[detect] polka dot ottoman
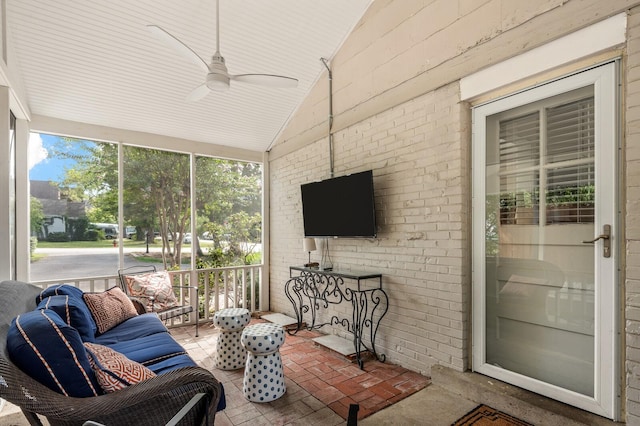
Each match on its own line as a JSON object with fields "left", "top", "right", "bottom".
{"left": 213, "top": 308, "right": 251, "bottom": 370}
{"left": 240, "top": 323, "right": 286, "bottom": 402}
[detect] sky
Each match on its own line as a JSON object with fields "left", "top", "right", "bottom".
{"left": 29, "top": 133, "right": 79, "bottom": 182}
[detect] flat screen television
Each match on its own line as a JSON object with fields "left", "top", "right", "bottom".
{"left": 301, "top": 170, "right": 377, "bottom": 238}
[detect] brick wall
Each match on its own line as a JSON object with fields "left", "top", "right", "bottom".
{"left": 270, "top": 82, "right": 470, "bottom": 374}
{"left": 627, "top": 6, "right": 640, "bottom": 424}
{"left": 269, "top": 0, "right": 640, "bottom": 422}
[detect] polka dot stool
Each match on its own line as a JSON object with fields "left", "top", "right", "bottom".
{"left": 240, "top": 323, "right": 286, "bottom": 402}
{"left": 213, "top": 308, "right": 251, "bottom": 370}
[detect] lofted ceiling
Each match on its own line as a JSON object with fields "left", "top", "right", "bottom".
{"left": 6, "top": 0, "right": 372, "bottom": 153}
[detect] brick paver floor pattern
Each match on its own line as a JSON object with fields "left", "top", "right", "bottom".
{"left": 171, "top": 318, "right": 430, "bottom": 425}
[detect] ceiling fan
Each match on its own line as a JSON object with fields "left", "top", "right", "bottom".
{"left": 147, "top": 0, "right": 298, "bottom": 101}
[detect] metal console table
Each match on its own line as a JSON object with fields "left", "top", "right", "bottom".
{"left": 285, "top": 266, "right": 388, "bottom": 369}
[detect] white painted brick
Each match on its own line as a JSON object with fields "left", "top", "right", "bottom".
{"left": 269, "top": 4, "right": 640, "bottom": 415}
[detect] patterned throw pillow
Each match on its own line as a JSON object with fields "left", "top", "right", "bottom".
{"left": 83, "top": 287, "right": 138, "bottom": 334}
{"left": 84, "top": 342, "right": 156, "bottom": 393}
{"left": 124, "top": 271, "right": 178, "bottom": 312}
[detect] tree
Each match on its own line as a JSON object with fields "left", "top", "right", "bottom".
{"left": 224, "top": 211, "right": 262, "bottom": 264}
{"left": 196, "top": 157, "right": 262, "bottom": 260}
{"left": 30, "top": 196, "right": 45, "bottom": 235}
{"left": 50, "top": 137, "right": 263, "bottom": 269}
{"left": 123, "top": 147, "right": 191, "bottom": 268}
{"left": 53, "top": 139, "right": 119, "bottom": 221}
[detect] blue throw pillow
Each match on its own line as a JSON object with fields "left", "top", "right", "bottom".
{"left": 36, "top": 284, "right": 98, "bottom": 338}
{"left": 36, "top": 284, "right": 85, "bottom": 303}
{"left": 37, "top": 295, "right": 96, "bottom": 342}
{"left": 7, "top": 309, "right": 101, "bottom": 397}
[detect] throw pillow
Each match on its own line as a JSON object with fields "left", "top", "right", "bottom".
{"left": 124, "top": 271, "right": 178, "bottom": 312}
{"left": 84, "top": 342, "right": 156, "bottom": 393}
{"left": 7, "top": 309, "right": 101, "bottom": 397}
{"left": 35, "top": 284, "right": 98, "bottom": 338}
{"left": 37, "top": 294, "right": 96, "bottom": 342}
{"left": 83, "top": 287, "right": 138, "bottom": 334}
{"left": 36, "top": 283, "right": 85, "bottom": 304}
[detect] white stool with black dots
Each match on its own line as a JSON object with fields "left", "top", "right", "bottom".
{"left": 240, "top": 323, "right": 286, "bottom": 402}
{"left": 213, "top": 308, "right": 251, "bottom": 370}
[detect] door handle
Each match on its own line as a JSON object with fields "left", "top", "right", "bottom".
{"left": 582, "top": 224, "right": 611, "bottom": 258}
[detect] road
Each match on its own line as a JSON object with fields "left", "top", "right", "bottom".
{"left": 29, "top": 247, "right": 173, "bottom": 282}
{"left": 30, "top": 242, "right": 261, "bottom": 282}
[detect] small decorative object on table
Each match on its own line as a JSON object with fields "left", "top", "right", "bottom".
{"left": 241, "top": 323, "right": 286, "bottom": 402}
{"left": 213, "top": 308, "right": 251, "bottom": 370}
{"left": 302, "top": 237, "right": 317, "bottom": 267}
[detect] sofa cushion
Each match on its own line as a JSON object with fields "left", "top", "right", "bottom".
{"left": 106, "top": 332, "right": 190, "bottom": 369}
{"left": 93, "top": 313, "right": 168, "bottom": 345}
{"left": 124, "top": 270, "right": 178, "bottom": 312}
{"left": 36, "top": 284, "right": 98, "bottom": 337}
{"left": 37, "top": 295, "right": 96, "bottom": 342}
{"left": 84, "top": 342, "right": 156, "bottom": 393}
{"left": 145, "top": 353, "right": 197, "bottom": 375}
{"left": 83, "top": 287, "right": 138, "bottom": 334}
{"left": 7, "top": 309, "right": 101, "bottom": 397}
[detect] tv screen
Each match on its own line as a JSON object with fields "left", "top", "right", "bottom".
{"left": 301, "top": 170, "right": 377, "bottom": 238}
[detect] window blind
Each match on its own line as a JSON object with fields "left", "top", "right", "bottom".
{"left": 545, "top": 96, "right": 595, "bottom": 224}
{"left": 497, "top": 95, "right": 595, "bottom": 225}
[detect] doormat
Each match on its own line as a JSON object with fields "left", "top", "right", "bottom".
{"left": 452, "top": 404, "right": 533, "bottom": 426}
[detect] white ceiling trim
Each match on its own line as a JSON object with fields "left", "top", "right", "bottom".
{"left": 30, "top": 114, "right": 263, "bottom": 163}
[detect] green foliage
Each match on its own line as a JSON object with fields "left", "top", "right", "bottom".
{"left": 67, "top": 217, "right": 92, "bottom": 241}
{"left": 200, "top": 211, "right": 262, "bottom": 265}
{"left": 48, "top": 136, "right": 263, "bottom": 270}
{"left": 196, "top": 247, "right": 234, "bottom": 269}
{"left": 30, "top": 197, "right": 45, "bottom": 233}
{"left": 84, "top": 229, "right": 102, "bottom": 241}
{"left": 244, "top": 252, "right": 262, "bottom": 265}
{"left": 546, "top": 184, "right": 594, "bottom": 206}
{"left": 499, "top": 188, "right": 540, "bottom": 210}
{"left": 123, "top": 146, "right": 191, "bottom": 269}
{"left": 30, "top": 237, "right": 38, "bottom": 256}
{"left": 53, "top": 139, "right": 119, "bottom": 220}
{"left": 47, "top": 232, "right": 70, "bottom": 242}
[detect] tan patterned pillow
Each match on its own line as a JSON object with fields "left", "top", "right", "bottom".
{"left": 84, "top": 342, "right": 156, "bottom": 393}
{"left": 124, "top": 271, "right": 178, "bottom": 312}
{"left": 83, "top": 287, "right": 138, "bottom": 334}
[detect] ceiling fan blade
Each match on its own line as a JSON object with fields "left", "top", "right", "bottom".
{"left": 186, "top": 83, "right": 211, "bottom": 102}
{"left": 231, "top": 74, "right": 298, "bottom": 88}
{"left": 147, "top": 24, "right": 209, "bottom": 72}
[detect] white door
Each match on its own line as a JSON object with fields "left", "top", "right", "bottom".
{"left": 472, "top": 62, "right": 618, "bottom": 419}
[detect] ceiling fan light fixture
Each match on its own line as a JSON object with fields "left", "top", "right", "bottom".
{"left": 148, "top": 0, "right": 297, "bottom": 100}
{"left": 206, "top": 72, "right": 230, "bottom": 91}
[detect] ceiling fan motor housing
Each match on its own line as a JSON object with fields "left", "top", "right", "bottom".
{"left": 207, "top": 55, "right": 230, "bottom": 90}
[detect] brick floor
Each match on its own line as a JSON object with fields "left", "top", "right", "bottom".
{"left": 171, "top": 319, "right": 430, "bottom": 425}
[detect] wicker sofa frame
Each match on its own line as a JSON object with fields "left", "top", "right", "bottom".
{"left": 0, "top": 280, "right": 222, "bottom": 425}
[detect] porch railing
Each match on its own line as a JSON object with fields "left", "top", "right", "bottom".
{"left": 31, "top": 264, "right": 263, "bottom": 328}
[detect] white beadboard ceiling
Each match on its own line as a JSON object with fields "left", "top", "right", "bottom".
{"left": 6, "top": 0, "right": 372, "bottom": 153}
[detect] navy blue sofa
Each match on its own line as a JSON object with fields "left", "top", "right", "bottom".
{"left": 0, "top": 280, "right": 224, "bottom": 425}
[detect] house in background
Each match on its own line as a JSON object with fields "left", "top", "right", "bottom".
{"left": 29, "top": 180, "right": 86, "bottom": 239}
{"left": 1, "top": 0, "right": 640, "bottom": 423}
